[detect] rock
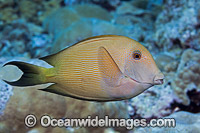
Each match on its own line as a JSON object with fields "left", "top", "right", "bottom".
{"left": 171, "top": 49, "right": 200, "bottom": 105}
{"left": 43, "top": 4, "right": 112, "bottom": 37}
{"left": 155, "top": 0, "right": 200, "bottom": 50}
{"left": 51, "top": 18, "right": 133, "bottom": 53}
{"left": 134, "top": 111, "right": 200, "bottom": 133}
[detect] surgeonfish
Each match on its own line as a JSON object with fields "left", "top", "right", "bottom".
{"left": 3, "top": 35, "right": 164, "bottom": 101}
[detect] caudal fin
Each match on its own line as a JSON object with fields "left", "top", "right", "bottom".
{"left": 3, "top": 61, "right": 47, "bottom": 87}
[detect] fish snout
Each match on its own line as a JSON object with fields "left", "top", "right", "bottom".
{"left": 153, "top": 72, "right": 164, "bottom": 85}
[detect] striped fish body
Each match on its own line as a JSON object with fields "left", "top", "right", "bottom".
{"left": 3, "top": 35, "right": 164, "bottom": 101}
{"left": 48, "top": 36, "right": 137, "bottom": 101}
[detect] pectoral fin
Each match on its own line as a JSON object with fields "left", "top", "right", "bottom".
{"left": 98, "top": 46, "right": 123, "bottom": 87}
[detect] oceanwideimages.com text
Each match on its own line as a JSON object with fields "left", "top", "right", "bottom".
{"left": 25, "top": 114, "right": 176, "bottom": 129}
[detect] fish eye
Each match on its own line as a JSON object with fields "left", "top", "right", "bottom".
{"left": 133, "top": 50, "right": 141, "bottom": 60}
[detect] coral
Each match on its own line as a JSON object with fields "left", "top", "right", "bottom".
{"left": 0, "top": 7, "right": 18, "bottom": 23}
{"left": 155, "top": 53, "right": 178, "bottom": 72}
{"left": 65, "top": 97, "right": 128, "bottom": 119}
{"left": 91, "top": 0, "right": 121, "bottom": 10}
{"left": 64, "top": 97, "right": 129, "bottom": 132}
{"left": 171, "top": 49, "right": 200, "bottom": 105}
{"left": 0, "top": 87, "right": 67, "bottom": 133}
{"left": 51, "top": 18, "right": 134, "bottom": 53}
{"left": 0, "top": 0, "right": 15, "bottom": 8}
{"left": 112, "top": 0, "right": 162, "bottom": 54}
{"left": 0, "top": 87, "right": 128, "bottom": 132}
{"left": 74, "top": 4, "right": 113, "bottom": 21}
{"left": 28, "top": 34, "right": 52, "bottom": 58}
{"left": 62, "top": 0, "right": 121, "bottom": 10}
{"left": 114, "top": 0, "right": 162, "bottom": 27}
{"left": 19, "top": 0, "right": 38, "bottom": 21}
{"left": 43, "top": 4, "right": 112, "bottom": 37}
{"left": 44, "top": 4, "right": 154, "bottom": 54}
{"left": 43, "top": 2, "right": 161, "bottom": 54}
{"left": 128, "top": 84, "right": 178, "bottom": 118}
{"left": 155, "top": 0, "right": 200, "bottom": 50}
{"left": 0, "top": 0, "right": 63, "bottom": 25}
{"left": 38, "top": 0, "right": 62, "bottom": 23}
{"left": 92, "top": 19, "right": 131, "bottom": 36}
{"left": 0, "top": 81, "right": 13, "bottom": 115}
{"left": 134, "top": 111, "right": 200, "bottom": 133}
{"left": 0, "top": 0, "right": 200, "bottom": 132}
{"left": 0, "top": 0, "right": 18, "bottom": 23}
{"left": 116, "top": 1, "right": 148, "bottom": 16}
{"left": 0, "top": 19, "right": 52, "bottom": 58}
{"left": 52, "top": 18, "right": 93, "bottom": 53}
{"left": 63, "top": 0, "right": 90, "bottom": 6}
{"left": 0, "top": 20, "right": 30, "bottom": 56}
{"left": 43, "top": 7, "right": 81, "bottom": 37}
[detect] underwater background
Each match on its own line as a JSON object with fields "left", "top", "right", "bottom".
{"left": 0, "top": 0, "right": 200, "bottom": 132}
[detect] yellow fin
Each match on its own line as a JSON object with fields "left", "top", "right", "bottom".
{"left": 40, "top": 53, "right": 58, "bottom": 67}
{"left": 77, "top": 35, "right": 122, "bottom": 43}
{"left": 98, "top": 46, "right": 123, "bottom": 87}
{"left": 40, "top": 84, "right": 111, "bottom": 102}
{"left": 40, "top": 35, "right": 122, "bottom": 67}
{"left": 3, "top": 61, "right": 47, "bottom": 86}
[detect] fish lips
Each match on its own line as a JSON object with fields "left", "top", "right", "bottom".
{"left": 128, "top": 76, "right": 157, "bottom": 87}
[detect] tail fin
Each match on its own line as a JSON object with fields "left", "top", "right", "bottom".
{"left": 3, "top": 61, "right": 47, "bottom": 87}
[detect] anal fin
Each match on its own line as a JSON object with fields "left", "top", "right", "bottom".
{"left": 39, "top": 84, "right": 111, "bottom": 102}
{"left": 39, "top": 84, "right": 67, "bottom": 96}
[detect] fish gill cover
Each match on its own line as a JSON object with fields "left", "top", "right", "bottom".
{"left": 0, "top": 0, "right": 199, "bottom": 132}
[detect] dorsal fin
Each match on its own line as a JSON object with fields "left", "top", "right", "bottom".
{"left": 39, "top": 53, "right": 59, "bottom": 67}
{"left": 40, "top": 35, "right": 124, "bottom": 67}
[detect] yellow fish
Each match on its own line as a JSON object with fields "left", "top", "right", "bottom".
{"left": 3, "top": 35, "right": 164, "bottom": 101}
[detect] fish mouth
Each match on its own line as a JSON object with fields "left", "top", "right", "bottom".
{"left": 126, "top": 75, "right": 154, "bottom": 86}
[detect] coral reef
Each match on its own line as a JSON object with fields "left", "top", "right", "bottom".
{"left": 63, "top": 0, "right": 121, "bottom": 10}
{"left": 127, "top": 84, "right": 178, "bottom": 119}
{"left": 29, "top": 34, "right": 52, "bottom": 57}
{"left": 0, "top": 7, "right": 18, "bottom": 23}
{"left": 44, "top": 3, "right": 157, "bottom": 53}
{"left": 155, "top": 53, "right": 178, "bottom": 72}
{"left": 52, "top": 18, "right": 133, "bottom": 53}
{"left": 38, "top": 0, "right": 62, "bottom": 23}
{"left": 64, "top": 98, "right": 129, "bottom": 132}
{"left": 89, "top": 0, "right": 121, "bottom": 11}
{"left": 171, "top": 49, "right": 200, "bottom": 105}
{"left": 0, "top": 0, "right": 62, "bottom": 24}
{"left": 0, "top": 86, "right": 67, "bottom": 133}
{"left": 43, "top": 4, "right": 112, "bottom": 37}
{"left": 0, "top": 19, "right": 52, "bottom": 58}
{"left": 18, "top": 0, "right": 38, "bottom": 21}
{"left": 44, "top": 4, "right": 143, "bottom": 53}
{"left": 123, "top": 48, "right": 200, "bottom": 119}
{"left": 65, "top": 97, "right": 128, "bottom": 119}
{"left": 112, "top": 0, "right": 163, "bottom": 54}
{"left": 0, "top": 0, "right": 200, "bottom": 132}
{"left": 0, "top": 81, "right": 13, "bottom": 116}
{"left": 134, "top": 111, "right": 200, "bottom": 133}
{"left": 74, "top": 4, "right": 113, "bottom": 21}
{"left": 155, "top": 0, "right": 200, "bottom": 50}
{"left": 0, "top": 19, "right": 30, "bottom": 58}
{"left": 43, "top": 7, "right": 81, "bottom": 37}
